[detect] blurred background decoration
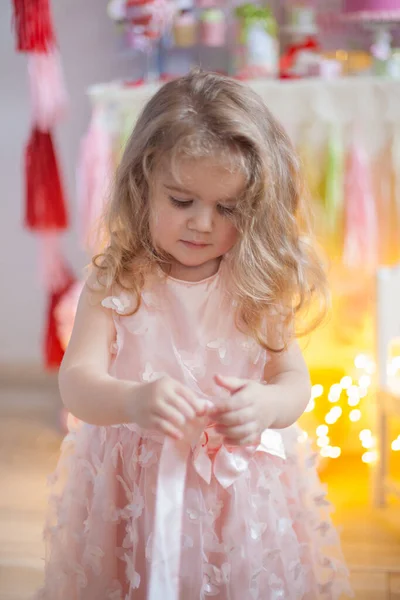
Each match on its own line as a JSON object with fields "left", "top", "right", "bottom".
{"left": 8, "top": 0, "right": 400, "bottom": 472}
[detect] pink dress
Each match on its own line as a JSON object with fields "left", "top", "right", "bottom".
{"left": 36, "top": 270, "right": 352, "bottom": 600}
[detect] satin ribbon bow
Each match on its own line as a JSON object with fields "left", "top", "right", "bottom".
{"left": 148, "top": 426, "right": 286, "bottom": 599}
{"left": 192, "top": 425, "right": 286, "bottom": 488}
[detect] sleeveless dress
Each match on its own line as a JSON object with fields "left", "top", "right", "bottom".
{"left": 36, "top": 269, "right": 352, "bottom": 600}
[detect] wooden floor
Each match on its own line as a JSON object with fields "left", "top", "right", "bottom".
{"left": 0, "top": 384, "right": 399, "bottom": 600}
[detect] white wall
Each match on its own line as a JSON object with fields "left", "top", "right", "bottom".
{"left": 0, "top": 1, "right": 136, "bottom": 364}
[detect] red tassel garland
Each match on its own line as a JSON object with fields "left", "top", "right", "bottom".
{"left": 44, "top": 270, "right": 75, "bottom": 369}
{"left": 12, "top": 0, "right": 74, "bottom": 371}
{"left": 25, "top": 128, "right": 68, "bottom": 231}
{"left": 12, "top": 0, "right": 56, "bottom": 52}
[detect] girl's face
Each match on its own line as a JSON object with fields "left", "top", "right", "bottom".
{"left": 149, "top": 157, "right": 245, "bottom": 282}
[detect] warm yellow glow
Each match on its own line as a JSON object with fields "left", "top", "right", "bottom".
{"left": 329, "top": 446, "right": 341, "bottom": 459}
{"left": 331, "top": 383, "right": 342, "bottom": 395}
{"left": 316, "top": 436, "right": 330, "bottom": 448}
{"left": 340, "top": 376, "right": 352, "bottom": 390}
{"left": 312, "top": 384, "right": 324, "bottom": 399}
{"left": 330, "top": 406, "right": 343, "bottom": 419}
{"left": 361, "top": 436, "right": 375, "bottom": 449}
{"left": 320, "top": 446, "right": 331, "bottom": 458}
{"left": 347, "top": 385, "right": 360, "bottom": 397}
{"left": 391, "top": 357, "right": 400, "bottom": 369}
{"left": 349, "top": 409, "right": 361, "bottom": 422}
{"left": 392, "top": 439, "right": 400, "bottom": 451}
{"left": 365, "top": 363, "right": 375, "bottom": 375}
{"left": 316, "top": 425, "right": 329, "bottom": 437}
{"left": 348, "top": 396, "right": 360, "bottom": 407}
{"left": 305, "top": 399, "right": 315, "bottom": 413}
{"left": 328, "top": 383, "right": 342, "bottom": 403}
{"left": 325, "top": 413, "right": 336, "bottom": 425}
{"left": 308, "top": 354, "right": 398, "bottom": 462}
{"left": 358, "top": 375, "right": 371, "bottom": 388}
{"left": 388, "top": 356, "right": 400, "bottom": 376}
{"left": 354, "top": 354, "right": 368, "bottom": 369}
{"left": 362, "top": 450, "right": 378, "bottom": 463}
{"left": 328, "top": 394, "right": 340, "bottom": 403}
{"left": 324, "top": 407, "right": 342, "bottom": 425}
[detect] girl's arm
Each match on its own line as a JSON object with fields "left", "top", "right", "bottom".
{"left": 261, "top": 340, "right": 311, "bottom": 429}
{"left": 58, "top": 283, "right": 138, "bottom": 426}
{"left": 59, "top": 282, "right": 208, "bottom": 431}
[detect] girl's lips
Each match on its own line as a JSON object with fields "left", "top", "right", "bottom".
{"left": 181, "top": 240, "right": 210, "bottom": 248}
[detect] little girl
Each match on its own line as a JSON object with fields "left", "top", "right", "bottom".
{"left": 37, "top": 71, "right": 352, "bottom": 599}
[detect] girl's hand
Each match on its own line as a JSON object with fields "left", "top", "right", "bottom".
{"left": 127, "top": 376, "right": 209, "bottom": 440}
{"left": 212, "top": 374, "right": 275, "bottom": 446}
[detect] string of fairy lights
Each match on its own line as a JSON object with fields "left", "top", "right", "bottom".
{"left": 305, "top": 354, "right": 400, "bottom": 462}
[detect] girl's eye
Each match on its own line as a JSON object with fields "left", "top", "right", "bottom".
{"left": 169, "top": 196, "right": 193, "bottom": 209}
{"left": 217, "top": 204, "right": 236, "bottom": 216}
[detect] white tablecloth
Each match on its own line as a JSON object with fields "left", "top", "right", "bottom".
{"left": 88, "top": 77, "right": 400, "bottom": 154}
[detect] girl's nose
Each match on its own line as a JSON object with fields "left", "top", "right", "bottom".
{"left": 188, "top": 207, "right": 213, "bottom": 233}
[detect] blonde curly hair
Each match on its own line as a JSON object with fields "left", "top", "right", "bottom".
{"left": 93, "top": 70, "right": 328, "bottom": 351}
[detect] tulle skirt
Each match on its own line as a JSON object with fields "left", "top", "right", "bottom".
{"left": 35, "top": 423, "right": 352, "bottom": 600}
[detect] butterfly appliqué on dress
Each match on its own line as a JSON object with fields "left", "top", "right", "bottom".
{"left": 202, "top": 563, "right": 231, "bottom": 596}
{"left": 102, "top": 292, "right": 131, "bottom": 315}
{"left": 250, "top": 520, "right": 267, "bottom": 541}
{"left": 141, "top": 362, "right": 167, "bottom": 383}
{"left": 207, "top": 338, "right": 231, "bottom": 365}
{"left": 83, "top": 545, "right": 105, "bottom": 576}
{"left": 122, "top": 553, "right": 141, "bottom": 590}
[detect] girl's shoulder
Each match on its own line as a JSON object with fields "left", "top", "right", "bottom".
{"left": 100, "top": 275, "right": 159, "bottom": 317}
